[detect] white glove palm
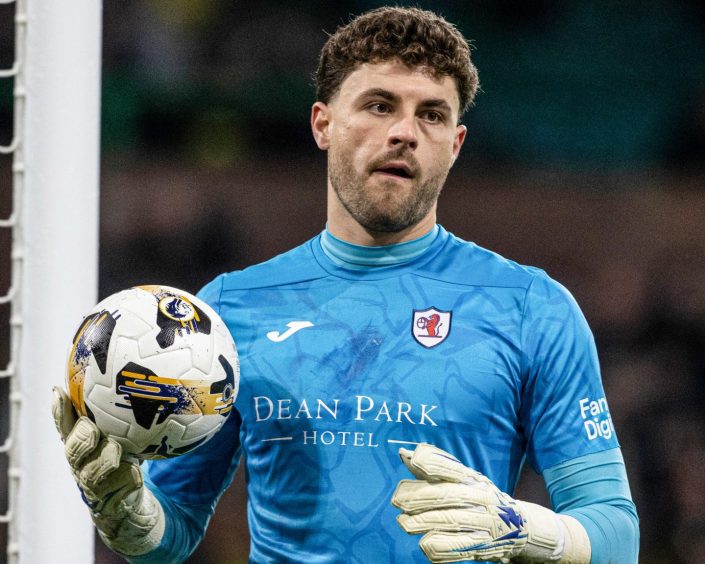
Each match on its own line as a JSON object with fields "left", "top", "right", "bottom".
{"left": 52, "top": 386, "right": 164, "bottom": 556}
{"left": 392, "top": 443, "right": 590, "bottom": 564}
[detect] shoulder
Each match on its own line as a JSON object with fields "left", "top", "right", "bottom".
{"left": 198, "top": 235, "right": 328, "bottom": 303}
{"left": 422, "top": 229, "right": 583, "bottom": 322}
{"left": 420, "top": 228, "right": 549, "bottom": 291}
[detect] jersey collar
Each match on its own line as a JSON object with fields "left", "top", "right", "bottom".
{"left": 313, "top": 225, "right": 449, "bottom": 280}
{"left": 320, "top": 225, "right": 440, "bottom": 270}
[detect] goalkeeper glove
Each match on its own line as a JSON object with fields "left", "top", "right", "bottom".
{"left": 52, "top": 386, "right": 165, "bottom": 556}
{"left": 392, "top": 443, "right": 591, "bottom": 563}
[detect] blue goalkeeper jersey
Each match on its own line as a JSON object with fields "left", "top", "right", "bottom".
{"left": 144, "top": 225, "right": 620, "bottom": 563}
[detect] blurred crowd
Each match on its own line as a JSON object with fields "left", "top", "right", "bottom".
{"left": 1, "top": 1, "right": 705, "bottom": 563}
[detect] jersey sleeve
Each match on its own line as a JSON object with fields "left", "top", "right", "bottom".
{"left": 519, "top": 271, "right": 619, "bottom": 472}
{"left": 544, "top": 448, "right": 640, "bottom": 563}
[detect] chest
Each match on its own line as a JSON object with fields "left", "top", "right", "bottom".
{"left": 222, "top": 278, "right": 526, "bottom": 433}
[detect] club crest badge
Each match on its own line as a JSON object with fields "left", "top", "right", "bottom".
{"left": 412, "top": 307, "right": 452, "bottom": 348}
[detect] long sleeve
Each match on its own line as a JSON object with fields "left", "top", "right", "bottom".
{"left": 544, "top": 448, "right": 640, "bottom": 563}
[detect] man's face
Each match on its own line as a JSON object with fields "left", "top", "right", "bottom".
{"left": 312, "top": 60, "right": 466, "bottom": 239}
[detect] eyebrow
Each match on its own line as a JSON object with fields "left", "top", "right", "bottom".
{"left": 357, "top": 88, "right": 453, "bottom": 114}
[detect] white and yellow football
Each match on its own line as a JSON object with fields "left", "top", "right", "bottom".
{"left": 66, "top": 285, "right": 239, "bottom": 459}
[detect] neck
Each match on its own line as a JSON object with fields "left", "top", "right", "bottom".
{"left": 327, "top": 218, "right": 437, "bottom": 246}
{"left": 321, "top": 224, "right": 440, "bottom": 269}
{"left": 326, "top": 185, "right": 438, "bottom": 246}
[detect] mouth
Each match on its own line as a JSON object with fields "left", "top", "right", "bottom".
{"left": 372, "top": 162, "right": 414, "bottom": 180}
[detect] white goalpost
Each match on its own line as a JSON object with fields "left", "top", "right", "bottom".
{"left": 1, "top": 0, "right": 101, "bottom": 562}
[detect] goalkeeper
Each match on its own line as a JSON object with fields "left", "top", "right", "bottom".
{"left": 54, "top": 6, "right": 639, "bottom": 563}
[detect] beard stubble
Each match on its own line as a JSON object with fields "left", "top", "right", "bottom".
{"left": 328, "top": 146, "right": 450, "bottom": 233}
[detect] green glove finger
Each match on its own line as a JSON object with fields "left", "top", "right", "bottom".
{"left": 79, "top": 437, "right": 123, "bottom": 493}
{"left": 65, "top": 417, "right": 100, "bottom": 470}
{"left": 88, "top": 460, "right": 144, "bottom": 509}
{"left": 51, "top": 386, "right": 78, "bottom": 442}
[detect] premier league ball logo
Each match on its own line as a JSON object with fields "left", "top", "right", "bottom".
{"left": 412, "top": 307, "right": 452, "bottom": 348}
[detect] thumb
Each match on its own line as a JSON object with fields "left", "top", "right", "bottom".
{"left": 52, "top": 386, "right": 78, "bottom": 442}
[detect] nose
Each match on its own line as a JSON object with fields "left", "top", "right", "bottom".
{"left": 387, "top": 114, "right": 418, "bottom": 150}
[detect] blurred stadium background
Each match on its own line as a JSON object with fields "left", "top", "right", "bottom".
{"left": 1, "top": 1, "right": 704, "bottom": 562}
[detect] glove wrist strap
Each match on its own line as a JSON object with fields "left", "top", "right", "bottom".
{"left": 556, "top": 514, "right": 591, "bottom": 564}
{"left": 515, "top": 501, "right": 591, "bottom": 564}
{"left": 515, "top": 501, "right": 564, "bottom": 562}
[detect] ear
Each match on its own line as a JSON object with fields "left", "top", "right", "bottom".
{"left": 451, "top": 124, "right": 467, "bottom": 165}
{"left": 311, "top": 101, "right": 331, "bottom": 150}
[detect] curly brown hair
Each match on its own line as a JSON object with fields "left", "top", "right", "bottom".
{"left": 315, "top": 6, "right": 479, "bottom": 116}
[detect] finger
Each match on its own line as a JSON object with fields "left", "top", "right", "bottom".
{"left": 399, "top": 447, "right": 414, "bottom": 468}
{"left": 87, "top": 459, "right": 143, "bottom": 502}
{"left": 51, "top": 386, "right": 78, "bottom": 442}
{"left": 392, "top": 480, "right": 497, "bottom": 514}
{"left": 79, "top": 437, "right": 123, "bottom": 493}
{"left": 397, "top": 508, "right": 497, "bottom": 535}
{"left": 400, "top": 443, "right": 490, "bottom": 484}
{"left": 419, "top": 530, "right": 505, "bottom": 563}
{"left": 65, "top": 417, "right": 100, "bottom": 469}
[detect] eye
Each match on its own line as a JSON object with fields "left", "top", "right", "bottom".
{"left": 422, "top": 110, "right": 444, "bottom": 124}
{"left": 368, "top": 102, "right": 391, "bottom": 115}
